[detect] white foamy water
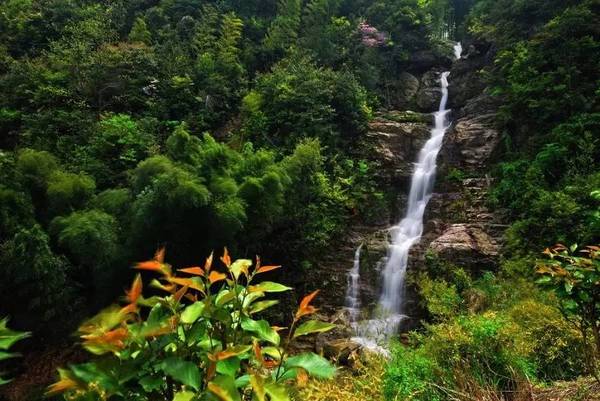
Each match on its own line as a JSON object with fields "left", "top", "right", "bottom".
{"left": 348, "top": 69, "right": 455, "bottom": 351}
{"left": 454, "top": 42, "right": 463, "bottom": 59}
{"left": 345, "top": 244, "right": 363, "bottom": 324}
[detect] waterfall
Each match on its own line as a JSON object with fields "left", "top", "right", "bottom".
{"left": 347, "top": 67, "right": 458, "bottom": 350}
{"left": 376, "top": 70, "right": 452, "bottom": 335}
{"left": 454, "top": 42, "right": 463, "bottom": 59}
{"left": 345, "top": 244, "right": 363, "bottom": 324}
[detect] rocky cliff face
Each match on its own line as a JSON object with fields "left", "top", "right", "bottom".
{"left": 308, "top": 40, "right": 505, "bottom": 325}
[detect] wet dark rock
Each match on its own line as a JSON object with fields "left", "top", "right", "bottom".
{"left": 416, "top": 69, "right": 444, "bottom": 111}
{"left": 367, "top": 117, "right": 430, "bottom": 184}
{"left": 409, "top": 50, "right": 452, "bottom": 73}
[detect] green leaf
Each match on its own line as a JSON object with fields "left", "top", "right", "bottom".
{"left": 217, "top": 357, "right": 241, "bottom": 377}
{"left": 264, "top": 381, "right": 290, "bottom": 401}
{"left": 535, "top": 276, "right": 552, "bottom": 284}
{"left": 250, "top": 374, "right": 266, "bottom": 401}
{"left": 241, "top": 318, "right": 280, "bottom": 345}
{"left": 70, "top": 363, "right": 120, "bottom": 392}
{"left": 140, "top": 375, "right": 164, "bottom": 392}
{"left": 0, "top": 318, "right": 30, "bottom": 350}
{"left": 235, "top": 374, "right": 250, "bottom": 388}
{"left": 0, "top": 351, "right": 18, "bottom": 361}
{"left": 160, "top": 357, "right": 201, "bottom": 390}
{"left": 215, "top": 290, "right": 236, "bottom": 307}
{"left": 284, "top": 353, "right": 336, "bottom": 379}
{"left": 230, "top": 259, "right": 252, "bottom": 280}
{"left": 181, "top": 302, "right": 205, "bottom": 324}
{"left": 293, "top": 320, "right": 336, "bottom": 338}
{"left": 208, "top": 374, "right": 241, "bottom": 401}
{"left": 249, "top": 282, "right": 291, "bottom": 293}
{"left": 249, "top": 300, "right": 279, "bottom": 314}
{"left": 173, "top": 391, "right": 195, "bottom": 401}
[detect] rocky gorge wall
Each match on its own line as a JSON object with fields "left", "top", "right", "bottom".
{"left": 305, "top": 39, "right": 506, "bottom": 333}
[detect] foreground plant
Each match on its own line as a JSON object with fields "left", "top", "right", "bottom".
{"left": 0, "top": 317, "right": 30, "bottom": 386}
{"left": 48, "top": 248, "right": 336, "bottom": 400}
{"left": 536, "top": 244, "right": 600, "bottom": 380}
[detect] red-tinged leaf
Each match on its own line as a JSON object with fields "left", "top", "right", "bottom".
{"left": 155, "top": 247, "right": 165, "bottom": 263}
{"left": 207, "top": 361, "right": 216, "bottom": 381}
{"left": 256, "top": 265, "right": 281, "bottom": 274}
{"left": 221, "top": 248, "right": 231, "bottom": 267}
{"left": 46, "top": 378, "right": 78, "bottom": 396}
{"left": 253, "top": 341, "right": 262, "bottom": 363}
{"left": 208, "top": 345, "right": 251, "bottom": 361}
{"left": 271, "top": 326, "right": 287, "bottom": 332}
{"left": 264, "top": 359, "right": 279, "bottom": 369}
{"left": 168, "top": 277, "right": 205, "bottom": 293}
{"left": 178, "top": 266, "right": 204, "bottom": 276}
{"left": 184, "top": 293, "right": 198, "bottom": 302}
{"left": 127, "top": 274, "right": 143, "bottom": 304}
{"left": 81, "top": 328, "right": 129, "bottom": 354}
{"left": 296, "top": 290, "right": 320, "bottom": 319}
{"left": 209, "top": 271, "right": 227, "bottom": 284}
{"left": 296, "top": 368, "right": 309, "bottom": 387}
{"left": 299, "top": 290, "right": 319, "bottom": 310}
{"left": 205, "top": 252, "right": 214, "bottom": 272}
{"left": 119, "top": 303, "right": 138, "bottom": 316}
{"left": 135, "top": 260, "right": 163, "bottom": 271}
{"left": 174, "top": 285, "right": 189, "bottom": 303}
{"left": 295, "top": 305, "right": 317, "bottom": 320}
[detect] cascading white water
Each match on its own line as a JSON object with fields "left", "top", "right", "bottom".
{"left": 376, "top": 71, "right": 452, "bottom": 335}
{"left": 454, "top": 42, "right": 463, "bottom": 60}
{"left": 346, "top": 43, "right": 462, "bottom": 350}
{"left": 345, "top": 244, "right": 363, "bottom": 324}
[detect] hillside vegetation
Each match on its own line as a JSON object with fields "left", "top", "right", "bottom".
{"left": 0, "top": 1, "right": 598, "bottom": 400}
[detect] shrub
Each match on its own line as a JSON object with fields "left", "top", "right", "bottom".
{"left": 48, "top": 248, "right": 337, "bottom": 400}
{"left": 46, "top": 171, "right": 96, "bottom": 217}
{"left": 507, "top": 300, "right": 584, "bottom": 381}
{"left": 536, "top": 244, "right": 600, "bottom": 379}
{"left": 416, "top": 274, "right": 462, "bottom": 321}
{"left": 385, "top": 314, "right": 536, "bottom": 401}
{"left": 0, "top": 225, "right": 75, "bottom": 334}
{"left": 384, "top": 345, "right": 444, "bottom": 401}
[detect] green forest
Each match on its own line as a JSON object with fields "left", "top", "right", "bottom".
{"left": 0, "top": 0, "right": 598, "bottom": 400}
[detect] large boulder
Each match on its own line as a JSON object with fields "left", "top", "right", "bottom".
{"left": 441, "top": 112, "right": 500, "bottom": 171}
{"left": 429, "top": 224, "right": 499, "bottom": 270}
{"left": 416, "top": 69, "right": 443, "bottom": 111}
{"left": 409, "top": 50, "right": 452, "bottom": 73}
{"left": 367, "top": 118, "right": 430, "bottom": 183}
{"left": 322, "top": 339, "right": 362, "bottom": 365}
{"left": 391, "top": 72, "right": 420, "bottom": 109}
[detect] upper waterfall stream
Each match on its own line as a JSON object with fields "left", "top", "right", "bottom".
{"left": 346, "top": 43, "right": 462, "bottom": 351}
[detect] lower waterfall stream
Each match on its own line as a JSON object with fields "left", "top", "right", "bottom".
{"left": 346, "top": 44, "right": 462, "bottom": 352}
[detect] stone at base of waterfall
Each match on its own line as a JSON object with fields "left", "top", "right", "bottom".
{"left": 323, "top": 339, "right": 362, "bottom": 366}
{"left": 428, "top": 224, "right": 499, "bottom": 270}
